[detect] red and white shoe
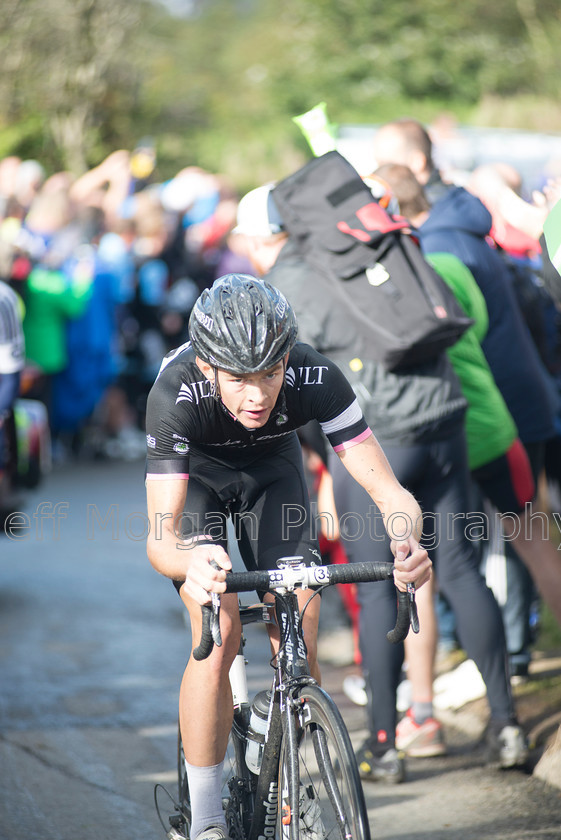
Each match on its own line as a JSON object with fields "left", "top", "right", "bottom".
{"left": 396, "top": 709, "right": 446, "bottom": 757}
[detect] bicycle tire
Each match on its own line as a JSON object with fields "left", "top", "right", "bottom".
{"left": 278, "top": 684, "right": 370, "bottom": 840}
{"left": 177, "top": 727, "right": 191, "bottom": 836}
{"left": 177, "top": 713, "right": 253, "bottom": 840}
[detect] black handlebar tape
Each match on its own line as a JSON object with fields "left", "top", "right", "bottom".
{"left": 222, "top": 561, "right": 395, "bottom": 594}
{"left": 224, "top": 570, "right": 274, "bottom": 593}
{"left": 323, "top": 561, "right": 394, "bottom": 585}
{"left": 386, "top": 590, "right": 411, "bottom": 644}
{"left": 192, "top": 604, "right": 214, "bottom": 661}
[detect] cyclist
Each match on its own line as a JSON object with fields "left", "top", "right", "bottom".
{"left": 145, "top": 273, "right": 431, "bottom": 840}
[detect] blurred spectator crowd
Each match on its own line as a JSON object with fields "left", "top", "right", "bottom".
{"left": 0, "top": 146, "right": 254, "bottom": 463}
{"left": 1, "top": 129, "right": 561, "bottom": 475}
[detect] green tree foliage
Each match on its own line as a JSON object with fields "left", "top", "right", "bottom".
{"left": 0, "top": 0, "right": 559, "bottom": 184}
{"left": 0, "top": 0, "right": 149, "bottom": 172}
{"left": 147, "top": 0, "right": 561, "bottom": 184}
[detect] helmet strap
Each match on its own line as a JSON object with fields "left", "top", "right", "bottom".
{"left": 275, "top": 358, "right": 288, "bottom": 420}
{"left": 210, "top": 366, "right": 221, "bottom": 401}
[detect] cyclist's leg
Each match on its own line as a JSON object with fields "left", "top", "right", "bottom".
{"left": 178, "top": 585, "right": 242, "bottom": 765}
{"left": 234, "top": 434, "right": 324, "bottom": 681}
{"left": 173, "top": 470, "right": 242, "bottom": 838}
{"left": 177, "top": 587, "right": 241, "bottom": 838}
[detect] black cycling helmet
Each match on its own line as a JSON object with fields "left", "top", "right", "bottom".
{"left": 189, "top": 273, "right": 297, "bottom": 374}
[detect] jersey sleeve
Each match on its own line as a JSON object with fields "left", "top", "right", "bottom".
{"left": 319, "top": 397, "right": 372, "bottom": 452}
{"left": 145, "top": 367, "right": 192, "bottom": 479}
{"left": 294, "top": 345, "right": 372, "bottom": 452}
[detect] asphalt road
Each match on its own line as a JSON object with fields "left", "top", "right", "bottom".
{"left": 0, "top": 458, "right": 559, "bottom": 840}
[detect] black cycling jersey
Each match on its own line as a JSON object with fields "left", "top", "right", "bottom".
{"left": 145, "top": 341, "right": 371, "bottom": 478}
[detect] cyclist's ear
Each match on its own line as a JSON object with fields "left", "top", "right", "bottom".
{"left": 195, "top": 357, "right": 214, "bottom": 379}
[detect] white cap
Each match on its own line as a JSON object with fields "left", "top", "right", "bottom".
{"left": 233, "top": 184, "right": 284, "bottom": 237}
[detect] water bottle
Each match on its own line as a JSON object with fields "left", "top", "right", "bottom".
{"left": 229, "top": 653, "right": 249, "bottom": 708}
{"left": 245, "top": 690, "right": 270, "bottom": 774}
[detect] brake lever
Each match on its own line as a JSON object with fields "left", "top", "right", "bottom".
{"left": 209, "top": 560, "right": 223, "bottom": 647}
{"left": 210, "top": 592, "right": 222, "bottom": 647}
{"left": 407, "top": 583, "right": 420, "bottom": 634}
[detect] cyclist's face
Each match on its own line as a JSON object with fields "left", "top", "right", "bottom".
{"left": 217, "top": 361, "right": 285, "bottom": 428}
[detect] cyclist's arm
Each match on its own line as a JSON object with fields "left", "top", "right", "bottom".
{"left": 145, "top": 476, "right": 231, "bottom": 605}
{"left": 335, "top": 434, "right": 431, "bottom": 590}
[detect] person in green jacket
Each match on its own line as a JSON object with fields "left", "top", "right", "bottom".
{"left": 21, "top": 263, "right": 93, "bottom": 425}
{"left": 23, "top": 265, "right": 93, "bottom": 375}
{"left": 427, "top": 251, "right": 518, "bottom": 472}
{"left": 20, "top": 183, "right": 94, "bottom": 379}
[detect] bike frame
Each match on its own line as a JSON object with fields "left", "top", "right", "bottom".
{"left": 229, "top": 588, "right": 319, "bottom": 840}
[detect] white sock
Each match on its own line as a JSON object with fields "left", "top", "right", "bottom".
{"left": 185, "top": 759, "right": 227, "bottom": 839}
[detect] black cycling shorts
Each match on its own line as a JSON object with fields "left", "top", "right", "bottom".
{"left": 172, "top": 433, "right": 323, "bottom": 592}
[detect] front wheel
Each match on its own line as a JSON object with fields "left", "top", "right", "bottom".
{"left": 278, "top": 684, "right": 370, "bottom": 840}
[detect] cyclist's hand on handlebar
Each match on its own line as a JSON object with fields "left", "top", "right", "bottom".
{"left": 390, "top": 537, "right": 432, "bottom": 592}
{"left": 183, "top": 543, "right": 232, "bottom": 605}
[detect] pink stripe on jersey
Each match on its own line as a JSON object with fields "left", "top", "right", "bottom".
{"left": 146, "top": 473, "right": 189, "bottom": 480}
{"left": 332, "top": 428, "right": 373, "bottom": 452}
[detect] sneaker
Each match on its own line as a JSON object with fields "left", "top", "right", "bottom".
{"left": 355, "top": 742, "right": 405, "bottom": 784}
{"left": 396, "top": 709, "right": 446, "bottom": 757}
{"left": 342, "top": 674, "right": 367, "bottom": 706}
{"left": 194, "top": 826, "right": 229, "bottom": 840}
{"left": 486, "top": 723, "right": 528, "bottom": 769}
{"left": 167, "top": 828, "right": 188, "bottom": 840}
{"left": 509, "top": 655, "right": 530, "bottom": 685}
{"left": 433, "top": 659, "right": 487, "bottom": 710}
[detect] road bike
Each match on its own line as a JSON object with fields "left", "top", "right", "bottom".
{"left": 155, "top": 557, "right": 418, "bottom": 840}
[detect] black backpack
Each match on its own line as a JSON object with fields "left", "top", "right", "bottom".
{"left": 271, "top": 151, "right": 473, "bottom": 371}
